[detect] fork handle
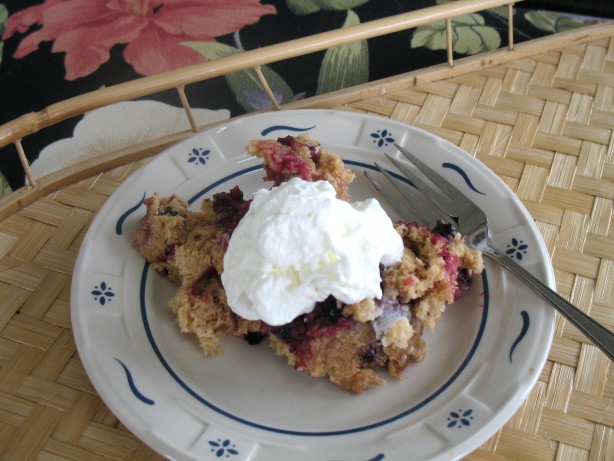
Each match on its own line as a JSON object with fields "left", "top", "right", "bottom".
{"left": 481, "top": 244, "right": 614, "bottom": 362}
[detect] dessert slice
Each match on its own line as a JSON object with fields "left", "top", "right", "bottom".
{"left": 132, "top": 134, "right": 483, "bottom": 393}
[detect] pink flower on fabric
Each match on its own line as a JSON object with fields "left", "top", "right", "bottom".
{"left": 3, "top": 0, "right": 276, "bottom": 80}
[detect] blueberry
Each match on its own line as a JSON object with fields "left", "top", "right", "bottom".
{"left": 360, "top": 344, "right": 378, "bottom": 364}
{"left": 161, "top": 206, "right": 178, "bottom": 216}
{"left": 432, "top": 220, "right": 456, "bottom": 238}
{"left": 457, "top": 267, "right": 471, "bottom": 289}
{"left": 244, "top": 332, "right": 267, "bottom": 345}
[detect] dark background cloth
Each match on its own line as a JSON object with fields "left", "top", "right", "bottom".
{"left": 524, "top": 0, "right": 614, "bottom": 19}
{"left": 0, "top": 0, "right": 610, "bottom": 190}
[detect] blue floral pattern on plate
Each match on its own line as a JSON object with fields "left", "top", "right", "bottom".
{"left": 188, "top": 147, "right": 211, "bottom": 165}
{"left": 91, "top": 282, "right": 115, "bottom": 306}
{"left": 506, "top": 238, "right": 529, "bottom": 260}
{"left": 209, "top": 439, "right": 239, "bottom": 458}
{"left": 370, "top": 129, "right": 395, "bottom": 147}
{"left": 447, "top": 409, "right": 474, "bottom": 428}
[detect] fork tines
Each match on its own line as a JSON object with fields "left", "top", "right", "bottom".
{"left": 364, "top": 168, "right": 430, "bottom": 225}
{"left": 391, "top": 143, "right": 478, "bottom": 220}
{"left": 370, "top": 142, "right": 465, "bottom": 229}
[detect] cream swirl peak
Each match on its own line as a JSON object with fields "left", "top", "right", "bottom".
{"left": 221, "top": 178, "right": 404, "bottom": 326}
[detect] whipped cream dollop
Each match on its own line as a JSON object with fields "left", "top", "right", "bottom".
{"left": 221, "top": 178, "right": 404, "bottom": 326}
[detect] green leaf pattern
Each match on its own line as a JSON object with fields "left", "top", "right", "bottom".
{"left": 286, "top": 0, "right": 369, "bottom": 15}
{"left": 183, "top": 2, "right": 371, "bottom": 110}
{"left": 178, "top": 1, "right": 590, "bottom": 114}
{"left": 316, "top": 10, "right": 368, "bottom": 95}
{"left": 0, "top": 171, "right": 12, "bottom": 197}
{"left": 487, "top": 5, "right": 511, "bottom": 21}
{"left": 286, "top": 0, "right": 320, "bottom": 15}
{"left": 412, "top": 13, "right": 501, "bottom": 55}
{"left": 182, "top": 41, "right": 294, "bottom": 111}
{"left": 525, "top": 10, "right": 586, "bottom": 33}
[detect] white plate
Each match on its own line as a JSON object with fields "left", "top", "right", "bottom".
{"left": 71, "top": 109, "right": 555, "bottom": 461}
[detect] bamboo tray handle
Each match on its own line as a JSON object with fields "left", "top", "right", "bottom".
{"left": 0, "top": 0, "right": 518, "bottom": 187}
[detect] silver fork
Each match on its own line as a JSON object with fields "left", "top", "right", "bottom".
{"left": 366, "top": 143, "right": 614, "bottom": 362}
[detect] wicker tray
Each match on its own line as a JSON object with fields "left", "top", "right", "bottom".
{"left": 0, "top": 11, "right": 612, "bottom": 461}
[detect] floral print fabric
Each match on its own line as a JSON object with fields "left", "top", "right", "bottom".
{"left": 3, "top": 0, "right": 276, "bottom": 79}
{"left": 0, "top": 0, "right": 600, "bottom": 192}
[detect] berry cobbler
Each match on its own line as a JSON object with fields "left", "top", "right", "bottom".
{"left": 131, "top": 134, "right": 483, "bottom": 393}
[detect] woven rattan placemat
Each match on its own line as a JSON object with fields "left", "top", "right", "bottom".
{"left": 0, "top": 29, "right": 612, "bottom": 461}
